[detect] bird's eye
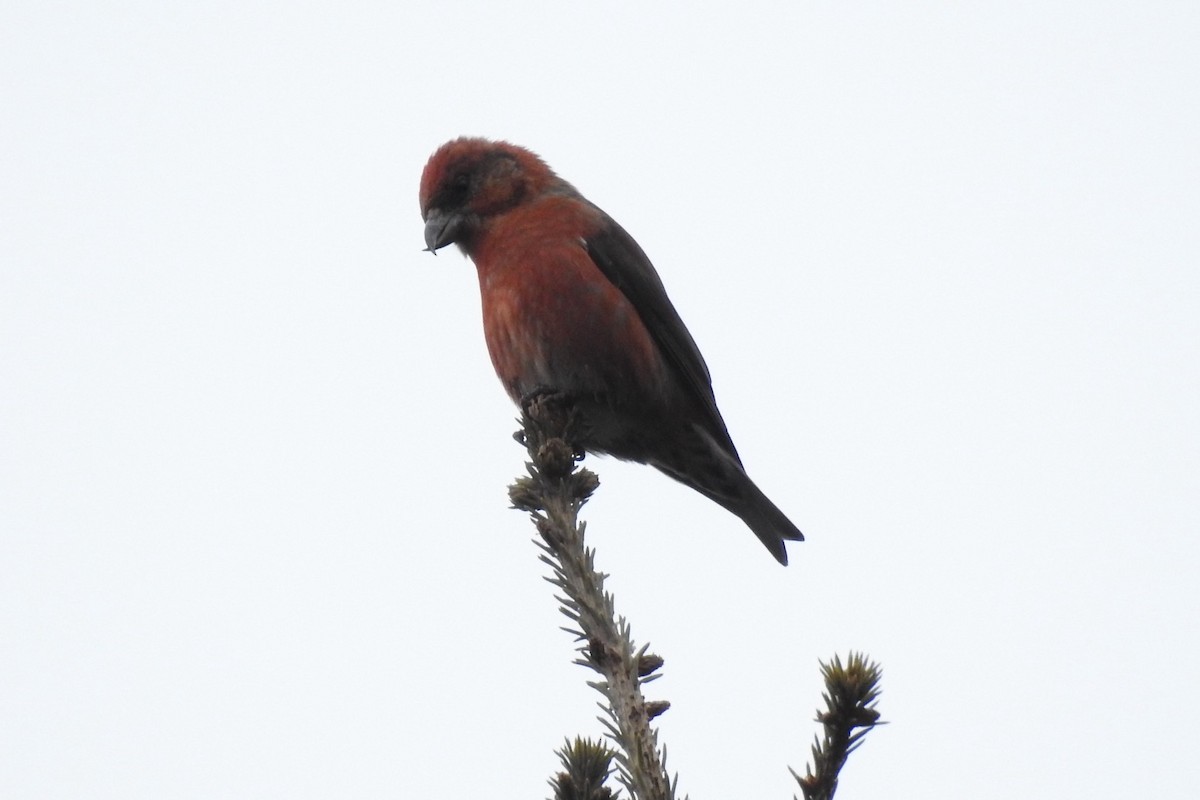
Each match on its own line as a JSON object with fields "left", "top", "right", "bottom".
{"left": 440, "top": 171, "right": 471, "bottom": 207}
{"left": 450, "top": 172, "right": 470, "bottom": 197}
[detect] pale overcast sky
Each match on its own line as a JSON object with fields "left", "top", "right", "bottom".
{"left": 3, "top": 2, "right": 1198, "bottom": 798}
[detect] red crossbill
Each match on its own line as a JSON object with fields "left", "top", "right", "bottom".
{"left": 420, "top": 137, "right": 803, "bottom": 564}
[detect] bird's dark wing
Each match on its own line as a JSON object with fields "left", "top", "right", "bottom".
{"left": 584, "top": 213, "right": 741, "bottom": 462}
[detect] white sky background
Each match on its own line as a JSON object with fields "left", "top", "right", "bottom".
{"left": 3, "top": 2, "right": 1198, "bottom": 797}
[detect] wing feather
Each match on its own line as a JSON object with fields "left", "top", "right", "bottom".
{"left": 583, "top": 213, "right": 742, "bottom": 463}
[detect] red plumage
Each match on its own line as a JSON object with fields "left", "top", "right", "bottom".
{"left": 420, "top": 137, "right": 803, "bottom": 564}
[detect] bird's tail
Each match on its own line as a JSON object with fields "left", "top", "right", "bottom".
{"left": 654, "top": 426, "right": 803, "bottom": 565}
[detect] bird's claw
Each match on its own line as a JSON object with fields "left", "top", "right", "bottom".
{"left": 519, "top": 386, "right": 564, "bottom": 416}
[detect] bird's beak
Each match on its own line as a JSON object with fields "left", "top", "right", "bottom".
{"left": 423, "top": 208, "right": 463, "bottom": 254}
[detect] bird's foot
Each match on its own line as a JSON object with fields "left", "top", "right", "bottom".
{"left": 514, "top": 388, "right": 589, "bottom": 462}
{"left": 519, "top": 386, "right": 566, "bottom": 416}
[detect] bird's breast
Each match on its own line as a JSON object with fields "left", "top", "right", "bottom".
{"left": 475, "top": 225, "right": 668, "bottom": 407}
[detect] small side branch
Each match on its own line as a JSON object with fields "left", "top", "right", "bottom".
{"left": 549, "top": 737, "right": 619, "bottom": 800}
{"left": 792, "top": 652, "right": 884, "bottom": 800}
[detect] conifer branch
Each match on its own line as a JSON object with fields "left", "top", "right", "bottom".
{"left": 509, "top": 394, "right": 675, "bottom": 800}
{"left": 509, "top": 395, "right": 883, "bottom": 800}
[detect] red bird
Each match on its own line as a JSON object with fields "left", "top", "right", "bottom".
{"left": 420, "top": 137, "right": 803, "bottom": 564}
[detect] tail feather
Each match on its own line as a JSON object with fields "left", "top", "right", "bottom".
{"left": 734, "top": 479, "right": 804, "bottom": 566}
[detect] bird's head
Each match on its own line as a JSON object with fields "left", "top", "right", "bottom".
{"left": 419, "top": 137, "right": 558, "bottom": 256}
